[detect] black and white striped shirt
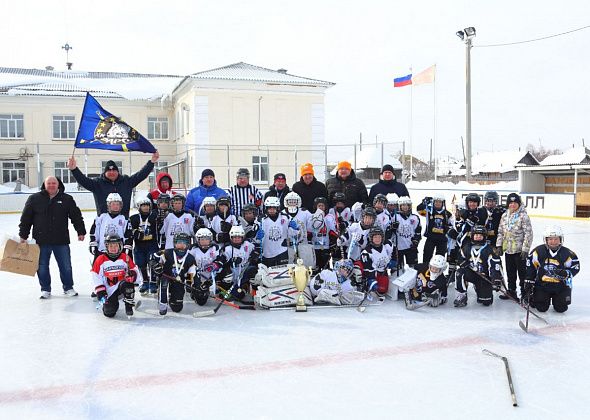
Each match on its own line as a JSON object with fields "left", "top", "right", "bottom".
{"left": 229, "top": 184, "right": 263, "bottom": 216}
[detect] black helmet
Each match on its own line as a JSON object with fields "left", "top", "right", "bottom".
{"left": 157, "top": 193, "right": 171, "bottom": 206}
{"left": 332, "top": 192, "right": 346, "bottom": 206}
{"left": 484, "top": 191, "right": 499, "bottom": 203}
{"left": 471, "top": 225, "right": 488, "bottom": 245}
{"left": 173, "top": 232, "right": 191, "bottom": 255}
{"left": 373, "top": 194, "right": 388, "bottom": 208}
{"left": 465, "top": 193, "right": 481, "bottom": 206}
{"left": 241, "top": 203, "right": 258, "bottom": 218}
{"left": 104, "top": 234, "right": 123, "bottom": 259}
{"left": 217, "top": 196, "right": 231, "bottom": 209}
{"left": 360, "top": 206, "right": 377, "bottom": 228}
{"left": 171, "top": 194, "right": 186, "bottom": 207}
{"left": 313, "top": 196, "right": 328, "bottom": 212}
{"left": 368, "top": 226, "right": 385, "bottom": 246}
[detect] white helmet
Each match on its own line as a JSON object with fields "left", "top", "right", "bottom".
{"left": 386, "top": 193, "right": 399, "bottom": 205}
{"left": 432, "top": 193, "right": 446, "bottom": 203}
{"left": 135, "top": 196, "right": 151, "bottom": 208}
{"left": 229, "top": 225, "right": 245, "bottom": 239}
{"left": 202, "top": 196, "right": 216, "bottom": 208}
{"left": 398, "top": 196, "right": 412, "bottom": 213}
{"left": 264, "top": 196, "right": 281, "bottom": 209}
{"left": 196, "top": 228, "right": 213, "bottom": 242}
{"left": 107, "top": 192, "right": 123, "bottom": 205}
{"left": 543, "top": 225, "right": 563, "bottom": 246}
{"left": 429, "top": 254, "right": 447, "bottom": 280}
{"left": 284, "top": 192, "right": 302, "bottom": 212}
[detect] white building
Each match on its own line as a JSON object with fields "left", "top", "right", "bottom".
{"left": 0, "top": 62, "right": 334, "bottom": 190}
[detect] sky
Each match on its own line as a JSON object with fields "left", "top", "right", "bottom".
{"left": 2, "top": 0, "right": 589, "bottom": 160}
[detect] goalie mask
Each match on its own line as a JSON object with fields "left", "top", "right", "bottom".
{"left": 543, "top": 225, "right": 563, "bottom": 251}
{"left": 429, "top": 254, "right": 447, "bottom": 280}
{"left": 284, "top": 192, "right": 302, "bottom": 214}
{"left": 334, "top": 259, "right": 355, "bottom": 283}
{"left": 104, "top": 234, "right": 123, "bottom": 260}
{"left": 106, "top": 193, "right": 123, "bottom": 215}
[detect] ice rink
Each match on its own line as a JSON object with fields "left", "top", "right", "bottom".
{"left": 0, "top": 211, "right": 588, "bottom": 420}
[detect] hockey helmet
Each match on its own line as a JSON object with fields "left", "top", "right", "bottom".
{"left": 334, "top": 259, "right": 355, "bottom": 281}
{"left": 360, "top": 206, "right": 377, "bottom": 228}
{"left": 196, "top": 228, "right": 213, "bottom": 246}
{"left": 104, "top": 234, "right": 123, "bottom": 259}
{"left": 368, "top": 226, "right": 385, "bottom": 246}
{"left": 173, "top": 232, "right": 191, "bottom": 254}
{"left": 398, "top": 196, "right": 412, "bottom": 214}
{"left": 386, "top": 193, "right": 399, "bottom": 205}
{"left": 136, "top": 196, "right": 152, "bottom": 213}
{"left": 264, "top": 196, "right": 281, "bottom": 213}
{"left": 241, "top": 203, "right": 259, "bottom": 218}
{"left": 229, "top": 225, "right": 245, "bottom": 244}
{"left": 157, "top": 193, "right": 171, "bottom": 208}
{"left": 284, "top": 192, "right": 302, "bottom": 213}
{"left": 429, "top": 254, "right": 447, "bottom": 280}
{"left": 373, "top": 194, "right": 388, "bottom": 208}
{"left": 170, "top": 194, "right": 186, "bottom": 209}
{"left": 471, "top": 225, "right": 487, "bottom": 245}
{"left": 484, "top": 191, "right": 499, "bottom": 207}
{"left": 465, "top": 193, "right": 481, "bottom": 207}
{"left": 313, "top": 196, "right": 328, "bottom": 212}
{"left": 543, "top": 225, "right": 563, "bottom": 250}
{"left": 202, "top": 196, "right": 217, "bottom": 210}
{"left": 332, "top": 192, "right": 346, "bottom": 206}
{"left": 106, "top": 193, "right": 123, "bottom": 214}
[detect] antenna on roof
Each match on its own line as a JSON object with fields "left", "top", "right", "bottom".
{"left": 62, "top": 42, "right": 73, "bottom": 70}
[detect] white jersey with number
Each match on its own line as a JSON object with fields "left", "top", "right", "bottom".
{"left": 160, "top": 211, "right": 195, "bottom": 249}
{"left": 393, "top": 213, "right": 421, "bottom": 251}
{"left": 94, "top": 213, "right": 130, "bottom": 252}
{"left": 222, "top": 241, "right": 255, "bottom": 273}
{"left": 190, "top": 244, "right": 222, "bottom": 281}
{"left": 260, "top": 215, "right": 289, "bottom": 258}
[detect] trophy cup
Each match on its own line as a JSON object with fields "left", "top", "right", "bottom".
{"left": 289, "top": 258, "right": 312, "bottom": 312}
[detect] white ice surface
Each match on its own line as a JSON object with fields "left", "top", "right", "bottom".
{"left": 0, "top": 212, "right": 588, "bottom": 420}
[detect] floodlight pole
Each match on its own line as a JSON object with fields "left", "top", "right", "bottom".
{"left": 465, "top": 36, "right": 473, "bottom": 183}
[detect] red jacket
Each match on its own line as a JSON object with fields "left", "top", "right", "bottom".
{"left": 147, "top": 172, "right": 176, "bottom": 205}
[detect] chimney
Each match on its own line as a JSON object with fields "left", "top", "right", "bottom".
{"left": 277, "top": 68, "right": 288, "bottom": 74}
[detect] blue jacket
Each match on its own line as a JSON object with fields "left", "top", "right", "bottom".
{"left": 185, "top": 180, "right": 228, "bottom": 214}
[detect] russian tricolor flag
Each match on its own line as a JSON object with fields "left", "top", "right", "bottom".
{"left": 394, "top": 74, "right": 412, "bottom": 87}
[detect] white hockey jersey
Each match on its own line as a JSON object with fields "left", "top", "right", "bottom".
{"left": 360, "top": 243, "right": 394, "bottom": 275}
{"left": 160, "top": 211, "right": 196, "bottom": 249}
{"left": 308, "top": 210, "right": 337, "bottom": 250}
{"left": 393, "top": 213, "right": 421, "bottom": 251}
{"left": 222, "top": 241, "right": 256, "bottom": 273}
{"left": 328, "top": 207, "right": 353, "bottom": 226}
{"left": 211, "top": 213, "right": 238, "bottom": 236}
{"left": 284, "top": 209, "right": 311, "bottom": 245}
{"left": 375, "top": 210, "right": 391, "bottom": 232}
{"left": 189, "top": 244, "right": 222, "bottom": 281}
{"left": 339, "top": 222, "right": 371, "bottom": 260}
{"left": 92, "top": 213, "right": 130, "bottom": 252}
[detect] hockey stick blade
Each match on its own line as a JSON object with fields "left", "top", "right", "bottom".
{"left": 518, "top": 319, "right": 528, "bottom": 333}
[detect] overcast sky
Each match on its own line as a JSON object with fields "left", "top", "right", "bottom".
{"left": 2, "top": 0, "right": 589, "bottom": 160}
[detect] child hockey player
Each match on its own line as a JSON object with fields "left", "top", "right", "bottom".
{"left": 372, "top": 194, "right": 391, "bottom": 232}
{"left": 155, "top": 193, "right": 171, "bottom": 250}
{"left": 211, "top": 196, "right": 237, "bottom": 245}
{"left": 283, "top": 191, "right": 312, "bottom": 264}
{"left": 392, "top": 196, "right": 421, "bottom": 268}
{"left": 454, "top": 225, "right": 503, "bottom": 307}
{"left": 446, "top": 203, "right": 465, "bottom": 284}
{"left": 129, "top": 197, "right": 159, "bottom": 295}
{"left": 238, "top": 203, "right": 262, "bottom": 243}
{"left": 189, "top": 228, "right": 225, "bottom": 305}
{"left": 460, "top": 193, "right": 487, "bottom": 239}
{"left": 197, "top": 196, "right": 217, "bottom": 229}
{"left": 160, "top": 194, "right": 196, "bottom": 250}
{"left": 89, "top": 193, "right": 133, "bottom": 261}
{"left": 524, "top": 225, "right": 580, "bottom": 312}
{"left": 308, "top": 197, "right": 338, "bottom": 272}
{"left": 219, "top": 226, "right": 259, "bottom": 300}
{"left": 337, "top": 206, "right": 377, "bottom": 261}
{"left": 359, "top": 227, "right": 395, "bottom": 294}
{"left": 482, "top": 191, "right": 504, "bottom": 249}
{"left": 151, "top": 232, "right": 197, "bottom": 315}
{"left": 405, "top": 254, "right": 449, "bottom": 308}
{"left": 93, "top": 234, "right": 142, "bottom": 318}
{"left": 417, "top": 193, "right": 453, "bottom": 263}
{"left": 309, "top": 259, "right": 365, "bottom": 306}
{"left": 259, "top": 196, "right": 290, "bottom": 267}
{"left": 329, "top": 192, "right": 352, "bottom": 260}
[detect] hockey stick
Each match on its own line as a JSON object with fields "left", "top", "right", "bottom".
{"left": 519, "top": 288, "right": 532, "bottom": 333}
{"left": 193, "top": 270, "right": 222, "bottom": 318}
{"left": 482, "top": 349, "right": 518, "bottom": 407}
{"left": 356, "top": 290, "right": 373, "bottom": 313}
{"left": 268, "top": 296, "right": 385, "bottom": 311}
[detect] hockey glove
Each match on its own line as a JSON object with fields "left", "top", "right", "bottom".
{"left": 204, "top": 262, "right": 220, "bottom": 273}
{"left": 524, "top": 278, "right": 535, "bottom": 294}
{"left": 220, "top": 221, "right": 233, "bottom": 233}
{"left": 411, "top": 239, "right": 420, "bottom": 249}
{"left": 150, "top": 261, "right": 164, "bottom": 275}
{"left": 232, "top": 257, "right": 243, "bottom": 267}
{"left": 288, "top": 220, "right": 300, "bottom": 230}
{"left": 89, "top": 241, "right": 98, "bottom": 255}
{"left": 387, "top": 259, "right": 398, "bottom": 270}
{"left": 95, "top": 286, "right": 107, "bottom": 303}
{"left": 217, "top": 232, "right": 229, "bottom": 243}
{"left": 255, "top": 228, "right": 265, "bottom": 241}
{"left": 493, "top": 246, "right": 504, "bottom": 257}
{"left": 195, "top": 217, "right": 206, "bottom": 229}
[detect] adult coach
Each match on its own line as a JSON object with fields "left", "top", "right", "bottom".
{"left": 185, "top": 169, "right": 228, "bottom": 214}
{"left": 291, "top": 163, "right": 328, "bottom": 211}
{"left": 67, "top": 151, "right": 159, "bottom": 216}
{"left": 19, "top": 176, "right": 86, "bottom": 299}
{"left": 368, "top": 164, "right": 409, "bottom": 202}
{"left": 325, "top": 161, "right": 368, "bottom": 208}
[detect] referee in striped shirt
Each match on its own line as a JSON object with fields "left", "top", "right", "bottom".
{"left": 229, "top": 168, "right": 263, "bottom": 216}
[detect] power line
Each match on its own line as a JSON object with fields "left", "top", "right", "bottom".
{"left": 474, "top": 24, "right": 590, "bottom": 48}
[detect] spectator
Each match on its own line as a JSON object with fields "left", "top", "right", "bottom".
{"left": 263, "top": 173, "right": 291, "bottom": 210}
{"left": 18, "top": 176, "right": 86, "bottom": 299}
{"left": 186, "top": 169, "right": 228, "bottom": 214}
{"left": 325, "top": 161, "right": 368, "bottom": 208}
{"left": 368, "top": 164, "right": 410, "bottom": 203}
{"left": 291, "top": 163, "right": 328, "bottom": 211}
{"left": 67, "top": 152, "right": 159, "bottom": 217}
{"left": 147, "top": 172, "right": 176, "bottom": 206}
{"left": 229, "top": 168, "right": 263, "bottom": 216}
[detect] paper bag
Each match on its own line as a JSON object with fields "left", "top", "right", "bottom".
{"left": 0, "top": 238, "right": 40, "bottom": 277}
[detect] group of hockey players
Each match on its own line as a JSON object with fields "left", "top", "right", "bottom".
{"left": 88, "top": 185, "right": 580, "bottom": 318}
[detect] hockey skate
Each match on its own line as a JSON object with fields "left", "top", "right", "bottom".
{"left": 454, "top": 292, "right": 467, "bottom": 307}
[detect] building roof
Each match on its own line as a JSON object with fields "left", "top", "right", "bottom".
{"left": 438, "top": 150, "right": 538, "bottom": 177}
{"left": 539, "top": 146, "right": 590, "bottom": 166}
{"left": 189, "top": 62, "right": 335, "bottom": 87}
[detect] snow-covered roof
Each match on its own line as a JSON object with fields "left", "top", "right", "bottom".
{"left": 329, "top": 146, "right": 402, "bottom": 175}
{"left": 189, "top": 62, "right": 335, "bottom": 87}
{"left": 0, "top": 67, "right": 184, "bottom": 100}
{"left": 539, "top": 146, "right": 590, "bottom": 166}
{"left": 439, "top": 150, "right": 536, "bottom": 176}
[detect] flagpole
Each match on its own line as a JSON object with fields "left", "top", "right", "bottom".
{"left": 433, "top": 65, "right": 437, "bottom": 181}
{"left": 409, "top": 66, "right": 413, "bottom": 182}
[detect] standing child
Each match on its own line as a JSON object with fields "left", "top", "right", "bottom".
{"left": 219, "top": 226, "right": 259, "bottom": 300}
{"left": 359, "top": 227, "right": 395, "bottom": 294}
{"left": 308, "top": 197, "right": 338, "bottom": 272}
{"left": 189, "top": 228, "right": 225, "bottom": 305}
{"left": 259, "top": 197, "right": 290, "bottom": 267}
{"left": 129, "top": 197, "right": 159, "bottom": 295}
{"left": 417, "top": 194, "right": 453, "bottom": 263}
{"left": 160, "top": 194, "right": 196, "bottom": 250}
{"left": 211, "top": 196, "right": 237, "bottom": 246}
{"left": 392, "top": 196, "right": 421, "bottom": 269}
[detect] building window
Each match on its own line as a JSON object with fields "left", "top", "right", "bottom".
{"left": 2, "top": 161, "right": 26, "bottom": 183}
{"left": 100, "top": 160, "right": 123, "bottom": 174}
{"left": 147, "top": 117, "right": 169, "bottom": 140}
{"left": 252, "top": 155, "right": 268, "bottom": 183}
{"left": 52, "top": 115, "right": 76, "bottom": 139}
{"left": 0, "top": 114, "right": 24, "bottom": 139}
{"left": 182, "top": 104, "right": 190, "bottom": 135}
{"left": 54, "top": 161, "right": 74, "bottom": 183}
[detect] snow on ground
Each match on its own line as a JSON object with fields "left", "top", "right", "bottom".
{"left": 0, "top": 212, "right": 588, "bottom": 420}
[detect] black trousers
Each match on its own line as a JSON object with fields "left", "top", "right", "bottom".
{"left": 261, "top": 251, "right": 289, "bottom": 268}
{"left": 534, "top": 282, "right": 571, "bottom": 313}
{"left": 504, "top": 253, "right": 526, "bottom": 292}
{"left": 397, "top": 248, "right": 418, "bottom": 268}
{"left": 159, "top": 278, "right": 186, "bottom": 313}
{"left": 315, "top": 249, "right": 332, "bottom": 271}
{"left": 422, "top": 237, "right": 447, "bottom": 264}
{"left": 103, "top": 281, "right": 135, "bottom": 318}
{"left": 456, "top": 269, "right": 494, "bottom": 305}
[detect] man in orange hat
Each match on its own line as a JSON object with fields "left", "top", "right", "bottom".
{"left": 325, "top": 161, "right": 368, "bottom": 209}
{"left": 291, "top": 163, "right": 328, "bottom": 211}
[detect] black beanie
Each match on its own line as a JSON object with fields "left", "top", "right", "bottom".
{"left": 506, "top": 193, "right": 522, "bottom": 205}
{"left": 381, "top": 164, "right": 395, "bottom": 174}
{"left": 201, "top": 168, "right": 215, "bottom": 179}
{"left": 104, "top": 160, "right": 119, "bottom": 173}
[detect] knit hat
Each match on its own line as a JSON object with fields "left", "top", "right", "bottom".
{"left": 506, "top": 193, "right": 522, "bottom": 205}
{"left": 274, "top": 173, "right": 286, "bottom": 181}
{"left": 103, "top": 160, "right": 119, "bottom": 173}
{"left": 337, "top": 161, "right": 352, "bottom": 171}
{"left": 381, "top": 164, "right": 395, "bottom": 174}
{"left": 201, "top": 168, "right": 215, "bottom": 179}
{"left": 300, "top": 163, "right": 314, "bottom": 177}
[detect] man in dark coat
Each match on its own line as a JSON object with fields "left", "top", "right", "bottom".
{"left": 291, "top": 163, "right": 328, "bottom": 211}
{"left": 263, "top": 173, "right": 291, "bottom": 210}
{"left": 325, "top": 161, "right": 368, "bottom": 208}
{"left": 368, "top": 164, "right": 410, "bottom": 202}
{"left": 67, "top": 152, "right": 159, "bottom": 216}
{"left": 19, "top": 176, "right": 86, "bottom": 299}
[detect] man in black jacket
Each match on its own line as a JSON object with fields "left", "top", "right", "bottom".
{"left": 67, "top": 151, "right": 159, "bottom": 216}
{"left": 368, "top": 164, "right": 409, "bottom": 202}
{"left": 325, "top": 161, "right": 368, "bottom": 208}
{"left": 291, "top": 163, "right": 328, "bottom": 211}
{"left": 263, "top": 173, "right": 291, "bottom": 210}
{"left": 19, "top": 176, "right": 86, "bottom": 299}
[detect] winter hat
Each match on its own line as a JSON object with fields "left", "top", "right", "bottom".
{"left": 381, "top": 164, "right": 395, "bottom": 174}
{"left": 300, "top": 163, "right": 314, "bottom": 177}
{"left": 506, "top": 193, "right": 522, "bottom": 205}
{"left": 201, "top": 168, "right": 215, "bottom": 179}
{"left": 236, "top": 168, "right": 250, "bottom": 177}
{"left": 274, "top": 173, "right": 286, "bottom": 181}
{"left": 103, "top": 160, "right": 119, "bottom": 173}
{"left": 337, "top": 161, "right": 352, "bottom": 171}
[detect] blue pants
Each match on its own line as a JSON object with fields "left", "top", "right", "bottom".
{"left": 37, "top": 244, "right": 74, "bottom": 292}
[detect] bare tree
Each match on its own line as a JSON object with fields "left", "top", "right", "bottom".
{"left": 526, "top": 143, "right": 562, "bottom": 161}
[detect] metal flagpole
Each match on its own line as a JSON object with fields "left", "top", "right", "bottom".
{"left": 409, "top": 66, "right": 413, "bottom": 182}
{"left": 433, "top": 65, "right": 438, "bottom": 181}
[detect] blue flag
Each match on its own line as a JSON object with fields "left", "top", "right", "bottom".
{"left": 75, "top": 93, "right": 157, "bottom": 153}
